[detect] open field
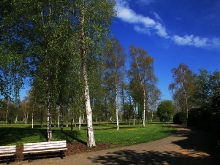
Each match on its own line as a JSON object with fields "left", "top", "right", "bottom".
{"left": 0, "top": 123, "right": 176, "bottom": 147}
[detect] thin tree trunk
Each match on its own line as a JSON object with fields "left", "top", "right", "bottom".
{"left": 115, "top": 84, "right": 119, "bottom": 130}
{"left": 142, "top": 91, "right": 146, "bottom": 127}
{"left": 15, "top": 115, "right": 18, "bottom": 123}
{"left": 151, "top": 111, "right": 153, "bottom": 122}
{"left": 80, "top": 2, "right": 96, "bottom": 147}
{"left": 134, "top": 55, "right": 146, "bottom": 127}
{"left": 6, "top": 104, "right": 8, "bottom": 124}
{"left": 71, "top": 111, "right": 74, "bottom": 131}
{"left": 66, "top": 107, "right": 68, "bottom": 127}
{"left": 47, "top": 98, "right": 52, "bottom": 141}
{"left": 32, "top": 112, "right": 33, "bottom": 129}
{"left": 60, "top": 105, "right": 63, "bottom": 130}
{"left": 78, "top": 115, "right": 81, "bottom": 131}
{"left": 58, "top": 114, "right": 59, "bottom": 128}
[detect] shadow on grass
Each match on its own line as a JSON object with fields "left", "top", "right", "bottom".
{"left": 0, "top": 127, "right": 84, "bottom": 146}
{"left": 53, "top": 130, "right": 86, "bottom": 145}
{"left": 0, "top": 127, "right": 45, "bottom": 146}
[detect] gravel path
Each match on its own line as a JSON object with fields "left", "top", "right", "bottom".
{"left": 4, "top": 124, "right": 220, "bottom": 165}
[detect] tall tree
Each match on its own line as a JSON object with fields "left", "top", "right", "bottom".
{"left": 75, "top": 0, "right": 115, "bottom": 147}
{"left": 157, "top": 100, "right": 175, "bottom": 122}
{"left": 169, "top": 63, "right": 195, "bottom": 120}
{"left": 104, "top": 37, "right": 126, "bottom": 130}
{"left": 129, "top": 45, "right": 157, "bottom": 127}
{"left": 1, "top": 0, "right": 115, "bottom": 146}
{"left": 148, "top": 85, "right": 161, "bottom": 122}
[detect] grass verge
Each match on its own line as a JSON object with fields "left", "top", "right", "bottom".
{"left": 0, "top": 123, "right": 177, "bottom": 148}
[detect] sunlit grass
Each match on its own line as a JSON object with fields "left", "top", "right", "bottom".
{"left": 0, "top": 122, "right": 177, "bottom": 148}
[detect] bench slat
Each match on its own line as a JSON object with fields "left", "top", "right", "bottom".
{"left": 0, "top": 146, "right": 16, "bottom": 154}
{"left": 23, "top": 148, "right": 67, "bottom": 154}
{"left": 22, "top": 140, "right": 67, "bottom": 162}
{"left": 0, "top": 153, "right": 15, "bottom": 157}
{"left": 23, "top": 140, "right": 67, "bottom": 153}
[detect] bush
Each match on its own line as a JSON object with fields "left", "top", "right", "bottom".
{"left": 173, "top": 112, "right": 187, "bottom": 125}
{"left": 187, "top": 108, "right": 199, "bottom": 127}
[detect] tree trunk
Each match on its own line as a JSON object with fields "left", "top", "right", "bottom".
{"left": 142, "top": 94, "right": 146, "bottom": 127}
{"left": 6, "top": 104, "right": 8, "bottom": 124}
{"left": 60, "top": 105, "right": 63, "bottom": 130}
{"left": 58, "top": 114, "right": 59, "bottom": 128}
{"left": 15, "top": 115, "right": 18, "bottom": 123}
{"left": 151, "top": 111, "right": 153, "bottom": 122}
{"left": 32, "top": 112, "right": 33, "bottom": 129}
{"left": 78, "top": 115, "right": 81, "bottom": 131}
{"left": 115, "top": 84, "right": 119, "bottom": 130}
{"left": 80, "top": 2, "right": 96, "bottom": 147}
{"left": 66, "top": 107, "right": 68, "bottom": 127}
{"left": 71, "top": 112, "right": 74, "bottom": 131}
{"left": 47, "top": 98, "right": 52, "bottom": 141}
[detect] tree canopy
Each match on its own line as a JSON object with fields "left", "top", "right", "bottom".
{"left": 157, "top": 100, "right": 175, "bottom": 121}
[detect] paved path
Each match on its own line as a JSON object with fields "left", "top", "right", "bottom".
{"left": 6, "top": 125, "right": 220, "bottom": 165}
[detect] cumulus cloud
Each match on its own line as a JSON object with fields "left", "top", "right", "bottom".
{"left": 115, "top": 0, "right": 220, "bottom": 49}
{"left": 172, "top": 35, "right": 210, "bottom": 47}
{"left": 115, "top": 0, "right": 169, "bottom": 38}
{"left": 134, "top": 26, "right": 150, "bottom": 35}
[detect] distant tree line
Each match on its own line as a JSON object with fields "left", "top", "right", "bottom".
{"left": 170, "top": 64, "right": 220, "bottom": 145}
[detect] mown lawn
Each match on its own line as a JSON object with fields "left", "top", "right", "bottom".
{"left": 0, "top": 123, "right": 177, "bottom": 147}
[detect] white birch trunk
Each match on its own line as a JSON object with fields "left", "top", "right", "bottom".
{"left": 134, "top": 55, "right": 146, "bottom": 127}
{"left": 115, "top": 84, "right": 119, "bottom": 130}
{"left": 142, "top": 93, "right": 146, "bottom": 127}
{"left": 84, "top": 84, "right": 96, "bottom": 147}
{"left": 78, "top": 116, "right": 81, "bottom": 131}
{"left": 32, "top": 112, "right": 33, "bottom": 129}
{"left": 80, "top": 2, "right": 96, "bottom": 147}
{"left": 151, "top": 111, "right": 153, "bottom": 122}
{"left": 47, "top": 98, "right": 52, "bottom": 141}
{"left": 15, "top": 115, "right": 18, "bottom": 123}
{"left": 58, "top": 115, "right": 59, "bottom": 128}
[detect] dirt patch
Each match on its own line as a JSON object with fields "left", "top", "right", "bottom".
{"left": 13, "top": 142, "right": 112, "bottom": 162}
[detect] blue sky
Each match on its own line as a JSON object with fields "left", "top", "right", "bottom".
{"left": 111, "top": 0, "right": 220, "bottom": 100}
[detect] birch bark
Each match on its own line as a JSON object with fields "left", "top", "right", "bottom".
{"left": 80, "top": 2, "right": 96, "bottom": 147}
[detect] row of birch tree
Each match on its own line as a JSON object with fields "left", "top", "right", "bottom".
{"left": 1, "top": 0, "right": 161, "bottom": 147}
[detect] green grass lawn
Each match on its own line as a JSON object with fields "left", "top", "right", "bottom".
{"left": 0, "top": 123, "right": 177, "bottom": 147}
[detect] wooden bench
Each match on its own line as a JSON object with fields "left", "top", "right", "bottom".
{"left": 23, "top": 140, "right": 67, "bottom": 162}
{"left": 0, "top": 145, "right": 16, "bottom": 164}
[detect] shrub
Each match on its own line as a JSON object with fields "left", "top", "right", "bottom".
{"left": 173, "top": 112, "right": 187, "bottom": 125}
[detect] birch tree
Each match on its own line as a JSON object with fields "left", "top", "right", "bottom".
{"left": 104, "top": 37, "right": 126, "bottom": 130}
{"left": 76, "top": 0, "right": 115, "bottom": 147}
{"left": 169, "top": 63, "right": 195, "bottom": 119}
{"left": 129, "top": 45, "right": 157, "bottom": 127}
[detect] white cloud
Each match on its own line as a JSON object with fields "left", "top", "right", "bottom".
{"left": 212, "top": 38, "right": 220, "bottom": 46}
{"left": 172, "top": 35, "right": 194, "bottom": 46}
{"left": 115, "top": 0, "right": 169, "bottom": 38}
{"left": 172, "top": 35, "right": 210, "bottom": 47}
{"left": 152, "top": 12, "right": 163, "bottom": 22}
{"left": 134, "top": 26, "right": 150, "bottom": 35}
{"left": 155, "top": 23, "right": 169, "bottom": 38}
{"left": 115, "top": 0, "right": 220, "bottom": 49}
{"left": 193, "top": 37, "right": 208, "bottom": 47}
